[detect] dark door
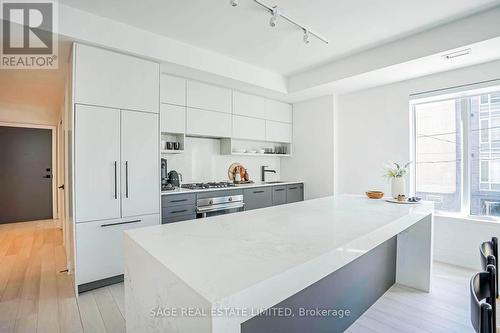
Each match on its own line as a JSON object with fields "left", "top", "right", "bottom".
{"left": 0, "top": 126, "right": 53, "bottom": 223}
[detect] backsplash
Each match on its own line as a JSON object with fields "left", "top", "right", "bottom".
{"left": 165, "top": 137, "right": 281, "bottom": 183}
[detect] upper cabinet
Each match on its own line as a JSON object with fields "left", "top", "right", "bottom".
{"left": 160, "top": 74, "right": 186, "bottom": 106}
{"left": 186, "top": 108, "right": 231, "bottom": 138}
{"left": 160, "top": 104, "right": 185, "bottom": 134}
{"left": 159, "top": 73, "right": 293, "bottom": 150}
{"left": 266, "top": 121, "right": 292, "bottom": 143}
{"left": 74, "top": 44, "right": 159, "bottom": 113}
{"left": 233, "top": 91, "right": 292, "bottom": 123}
{"left": 187, "top": 80, "right": 232, "bottom": 114}
{"left": 232, "top": 115, "right": 265, "bottom": 141}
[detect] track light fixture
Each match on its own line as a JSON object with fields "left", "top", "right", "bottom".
{"left": 269, "top": 6, "right": 279, "bottom": 27}
{"left": 303, "top": 29, "right": 310, "bottom": 44}
{"left": 230, "top": 0, "right": 329, "bottom": 45}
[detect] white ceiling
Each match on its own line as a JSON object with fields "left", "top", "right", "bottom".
{"left": 58, "top": 0, "right": 499, "bottom": 75}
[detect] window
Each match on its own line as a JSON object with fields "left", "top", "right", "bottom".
{"left": 412, "top": 89, "right": 500, "bottom": 219}
{"left": 414, "top": 100, "right": 462, "bottom": 212}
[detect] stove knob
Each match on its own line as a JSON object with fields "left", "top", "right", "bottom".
{"left": 228, "top": 197, "right": 232, "bottom": 202}
{"left": 209, "top": 200, "right": 213, "bottom": 205}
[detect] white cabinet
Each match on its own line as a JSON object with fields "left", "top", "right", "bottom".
{"left": 267, "top": 99, "right": 293, "bottom": 123}
{"left": 160, "top": 104, "right": 185, "bottom": 134}
{"left": 75, "top": 214, "right": 159, "bottom": 286}
{"left": 187, "top": 80, "right": 232, "bottom": 113}
{"left": 74, "top": 105, "right": 159, "bottom": 223}
{"left": 233, "top": 91, "right": 267, "bottom": 119}
{"left": 266, "top": 121, "right": 292, "bottom": 143}
{"left": 74, "top": 44, "right": 159, "bottom": 113}
{"left": 121, "top": 111, "right": 160, "bottom": 217}
{"left": 186, "top": 108, "right": 231, "bottom": 138}
{"left": 232, "top": 91, "right": 292, "bottom": 144}
{"left": 232, "top": 115, "right": 265, "bottom": 141}
{"left": 233, "top": 91, "right": 292, "bottom": 123}
{"left": 75, "top": 105, "right": 121, "bottom": 222}
{"left": 160, "top": 74, "right": 186, "bottom": 106}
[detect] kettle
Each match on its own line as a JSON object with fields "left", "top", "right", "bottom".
{"left": 167, "top": 170, "right": 182, "bottom": 187}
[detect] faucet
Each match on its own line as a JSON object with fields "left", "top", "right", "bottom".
{"left": 261, "top": 166, "right": 276, "bottom": 182}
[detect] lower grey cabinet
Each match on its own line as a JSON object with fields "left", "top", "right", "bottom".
{"left": 162, "top": 214, "right": 197, "bottom": 224}
{"left": 244, "top": 187, "right": 273, "bottom": 211}
{"left": 161, "top": 193, "right": 196, "bottom": 224}
{"left": 272, "top": 186, "right": 287, "bottom": 206}
{"left": 286, "top": 184, "right": 304, "bottom": 203}
{"left": 162, "top": 193, "right": 196, "bottom": 206}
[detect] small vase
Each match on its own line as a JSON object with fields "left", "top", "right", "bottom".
{"left": 391, "top": 177, "right": 406, "bottom": 199}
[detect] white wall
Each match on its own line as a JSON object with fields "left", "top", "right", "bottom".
{"left": 281, "top": 95, "right": 335, "bottom": 200}
{"left": 435, "top": 216, "right": 499, "bottom": 270}
{"left": 336, "top": 59, "right": 500, "bottom": 269}
{"left": 165, "top": 137, "right": 281, "bottom": 183}
{"left": 0, "top": 103, "right": 59, "bottom": 126}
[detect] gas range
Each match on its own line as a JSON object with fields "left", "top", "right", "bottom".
{"left": 181, "top": 182, "right": 236, "bottom": 190}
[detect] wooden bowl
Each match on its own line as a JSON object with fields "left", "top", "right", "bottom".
{"left": 366, "top": 191, "right": 384, "bottom": 199}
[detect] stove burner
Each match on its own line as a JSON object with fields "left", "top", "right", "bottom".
{"left": 181, "top": 182, "right": 235, "bottom": 190}
{"left": 161, "top": 183, "right": 176, "bottom": 191}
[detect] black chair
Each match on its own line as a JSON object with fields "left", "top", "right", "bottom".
{"left": 470, "top": 264, "right": 496, "bottom": 333}
{"left": 480, "top": 237, "right": 498, "bottom": 297}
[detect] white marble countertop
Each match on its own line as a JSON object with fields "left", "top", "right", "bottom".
{"left": 125, "top": 195, "right": 433, "bottom": 311}
{"left": 161, "top": 181, "right": 303, "bottom": 195}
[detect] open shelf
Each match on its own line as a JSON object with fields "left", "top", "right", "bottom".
{"left": 220, "top": 138, "right": 292, "bottom": 157}
{"left": 229, "top": 152, "right": 291, "bottom": 157}
{"left": 161, "top": 132, "right": 185, "bottom": 154}
{"left": 161, "top": 149, "right": 185, "bottom": 154}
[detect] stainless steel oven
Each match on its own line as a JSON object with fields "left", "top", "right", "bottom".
{"left": 196, "top": 194, "right": 245, "bottom": 218}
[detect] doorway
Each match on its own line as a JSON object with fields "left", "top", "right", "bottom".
{"left": 0, "top": 124, "right": 55, "bottom": 223}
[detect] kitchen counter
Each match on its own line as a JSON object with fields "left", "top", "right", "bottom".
{"left": 124, "top": 195, "right": 433, "bottom": 333}
{"left": 161, "top": 180, "right": 304, "bottom": 195}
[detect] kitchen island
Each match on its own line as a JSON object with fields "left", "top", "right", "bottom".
{"left": 124, "top": 195, "right": 433, "bottom": 333}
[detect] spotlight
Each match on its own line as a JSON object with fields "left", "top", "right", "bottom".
{"left": 230, "top": 0, "right": 238, "bottom": 7}
{"left": 269, "top": 15, "right": 277, "bottom": 27}
{"left": 269, "top": 6, "right": 278, "bottom": 27}
{"left": 303, "top": 30, "right": 310, "bottom": 44}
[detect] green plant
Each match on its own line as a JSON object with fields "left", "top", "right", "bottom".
{"left": 383, "top": 161, "right": 411, "bottom": 179}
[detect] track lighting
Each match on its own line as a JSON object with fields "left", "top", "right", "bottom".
{"left": 269, "top": 6, "right": 278, "bottom": 27}
{"left": 269, "top": 15, "right": 277, "bottom": 27}
{"left": 230, "top": 0, "right": 329, "bottom": 45}
{"left": 442, "top": 48, "right": 471, "bottom": 60}
{"left": 303, "top": 29, "right": 310, "bottom": 44}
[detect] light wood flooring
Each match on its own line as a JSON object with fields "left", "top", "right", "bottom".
{"left": 0, "top": 219, "right": 484, "bottom": 333}
{"left": 347, "top": 263, "right": 478, "bottom": 333}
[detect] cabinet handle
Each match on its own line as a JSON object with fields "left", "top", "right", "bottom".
{"left": 125, "top": 161, "right": 129, "bottom": 198}
{"left": 100, "top": 219, "right": 141, "bottom": 227}
{"left": 171, "top": 198, "right": 188, "bottom": 203}
{"left": 289, "top": 187, "right": 298, "bottom": 190}
{"left": 171, "top": 209, "right": 188, "bottom": 214}
{"left": 113, "top": 161, "right": 117, "bottom": 199}
{"left": 253, "top": 190, "right": 265, "bottom": 194}
{"left": 275, "top": 188, "right": 285, "bottom": 192}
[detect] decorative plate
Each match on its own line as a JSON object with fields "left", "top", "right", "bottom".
{"left": 385, "top": 198, "right": 421, "bottom": 205}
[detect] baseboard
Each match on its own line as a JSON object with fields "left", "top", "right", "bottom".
{"left": 78, "top": 274, "right": 124, "bottom": 293}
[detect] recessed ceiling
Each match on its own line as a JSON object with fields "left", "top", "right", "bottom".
{"left": 58, "top": 0, "right": 499, "bottom": 75}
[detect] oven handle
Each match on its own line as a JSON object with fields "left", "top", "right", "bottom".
{"left": 197, "top": 202, "right": 245, "bottom": 213}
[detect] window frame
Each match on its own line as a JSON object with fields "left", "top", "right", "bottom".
{"left": 411, "top": 95, "right": 500, "bottom": 222}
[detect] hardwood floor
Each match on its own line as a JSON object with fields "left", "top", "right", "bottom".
{"left": 0, "top": 219, "right": 82, "bottom": 333}
{"left": 347, "top": 262, "right": 478, "bottom": 333}
{"left": 0, "top": 219, "right": 482, "bottom": 333}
